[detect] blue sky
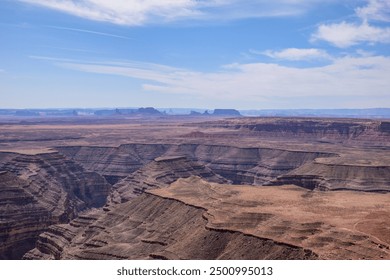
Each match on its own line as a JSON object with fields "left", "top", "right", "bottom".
{"left": 1, "top": 0, "right": 389, "bottom": 109}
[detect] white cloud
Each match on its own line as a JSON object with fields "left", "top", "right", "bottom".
{"left": 356, "top": 0, "right": 390, "bottom": 22}
{"left": 312, "top": 1, "right": 390, "bottom": 48}
{"left": 20, "top": 0, "right": 200, "bottom": 25}
{"left": 312, "top": 21, "right": 390, "bottom": 48}
{"left": 19, "top": 0, "right": 334, "bottom": 25}
{"left": 259, "top": 48, "right": 331, "bottom": 61}
{"left": 45, "top": 55, "right": 390, "bottom": 104}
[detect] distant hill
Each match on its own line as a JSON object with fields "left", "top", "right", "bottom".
{"left": 1, "top": 108, "right": 390, "bottom": 119}
{"left": 239, "top": 108, "right": 390, "bottom": 119}
{"left": 85, "top": 107, "right": 163, "bottom": 116}
{"left": 213, "top": 109, "right": 242, "bottom": 116}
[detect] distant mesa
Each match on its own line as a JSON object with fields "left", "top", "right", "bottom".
{"left": 190, "top": 110, "right": 202, "bottom": 116}
{"left": 94, "top": 107, "right": 163, "bottom": 116}
{"left": 15, "top": 110, "right": 40, "bottom": 117}
{"left": 212, "top": 109, "right": 242, "bottom": 116}
{"left": 2, "top": 108, "right": 390, "bottom": 118}
{"left": 136, "top": 107, "right": 163, "bottom": 115}
{"left": 189, "top": 109, "right": 241, "bottom": 117}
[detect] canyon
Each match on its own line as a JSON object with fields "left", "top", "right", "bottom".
{"left": 0, "top": 115, "right": 389, "bottom": 259}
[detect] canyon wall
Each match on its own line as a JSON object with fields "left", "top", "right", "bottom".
{"left": 0, "top": 152, "right": 111, "bottom": 259}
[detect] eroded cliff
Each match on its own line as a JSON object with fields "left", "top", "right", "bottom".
{"left": 0, "top": 152, "right": 111, "bottom": 259}
{"left": 1, "top": 117, "right": 389, "bottom": 260}
{"left": 24, "top": 177, "right": 390, "bottom": 260}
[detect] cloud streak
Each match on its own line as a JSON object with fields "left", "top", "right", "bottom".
{"left": 258, "top": 48, "right": 331, "bottom": 61}
{"left": 36, "top": 55, "right": 390, "bottom": 105}
{"left": 46, "top": 26, "right": 132, "bottom": 40}
{"left": 19, "top": 0, "right": 335, "bottom": 26}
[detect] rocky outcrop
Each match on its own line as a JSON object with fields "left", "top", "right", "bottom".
{"left": 58, "top": 143, "right": 333, "bottom": 186}
{"left": 25, "top": 176, "right": 390, "bottom": 260}
{"left": 174, "top": 144, "right": 333, "bottom": 185}
{"left": 194, "top": 118, "right": 390, "bottom": 143}
{"left": 379, "top": 121, "right": 390, "bottom": 134}
{"left": 269, "top": 161, "right": 390, "bottom": 192}
{"left": 109, "top": 156, "right": 229, "bottom": 204}
{"left": 150, "top": 177, "right": 390, "bottom": 260}
{"left": 56, "top": 144, "right": 171, "bottom": 184}
{"left": 24, "top": 191, "right": 317, "bottom": 260}
{"left": 57, "top": 143, "right": 389, "bottom": 193}
{"left": 0, "top": 152, "right": 111, "bottom": 259}
{"left": 0, "top": 172, "right": 59, "bottom": 259}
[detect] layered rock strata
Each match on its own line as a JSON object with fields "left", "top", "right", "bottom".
{"left": 25, "top": 177, "right": 390, "bottom": 260}
{"left": 58, "top": 144, "right": 333, "bottom": 186}
{"left": 269, "top": 161, "right": 390, "bottom": 192}
{"left": 24, "top": 191, "right": 317, "bottom": 260}
{"left": 0, "top": 152, "right": 111, "bottom": 259}
{"left": 109, "top": 156, "right": 229, "bottom": 204}
{"left": 193, "top": 118, "right": 390, "bottom": 143}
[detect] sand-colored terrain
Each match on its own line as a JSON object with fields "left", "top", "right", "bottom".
{"left": 152, "top": 176, "right": 390, "bottom": 259}
{"left": 0, "top": 116, "right": 389, "bottom": 259}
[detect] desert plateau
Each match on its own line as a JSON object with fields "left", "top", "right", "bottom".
{"left": 0, "top": 113, "right": 389, "bottom": 260}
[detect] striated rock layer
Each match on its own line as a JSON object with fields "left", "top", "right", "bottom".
{"left": 109, "top": 155, "right": 229, "bottom": 204}
{"left": 194, "top": 118, "right": 390, "bottom": 144}
{"left": 1, "top": 117, "right": 389, "bottom": 260}
{"left": 24, "top": 191, "right": 317, "bottom": 260}
{"left": 56, "top": 144, "right": 170, "bottom": 184}
{"left": 0, "top": 152, "right": 111, "bottom": 259}
{"left": 25, "top": 177, "right": 390, "bottom": 260}
{"left": 268, "top": 159, "right": 390, "bottom": 192}
{"left": 58, "top": 144, "right": 333, "bottom": 186}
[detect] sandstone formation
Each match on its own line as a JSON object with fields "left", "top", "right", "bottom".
{"left": 24, "top": 177, "right": 390, "bottom": 260}
{"left": 268, "top": 160, "right": 390, "bottom": 192}
{"left": 108, "top": 155, "right": 229, "bottom": 204}
{"left": 58, "top": 144, "right": 333, "bottom": 186}
{"left": 24, "top": 184, "right": 317, "bottom": 260}
{"left": 0, "top": 116, "right": 389, "bottom": 260}
{"left": 195, "top": 118, "right": 390, "bottom": 144}
{"left": 56, "top": 144, "right": 171, "bottom": 184}
{"left": 0, "top": 151, "right": 111, "bottom": 259}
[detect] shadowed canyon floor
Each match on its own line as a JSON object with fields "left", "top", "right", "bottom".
{"left": 0, "top": 116, "right": 389, "bottom": 259}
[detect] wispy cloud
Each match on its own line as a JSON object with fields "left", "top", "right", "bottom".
{"left": 33, "top": 54, "right": 390, "bottom": 105}
{"left": 312, "top": 0, "right": 390, "bottom": 48}
{"left": 46, "top": 26, "right": 132, "bottom": 40}
{"left": 19, "top": 0, "right": 336, "bottom": 26}
{"left": 356, "top": 0, "right": 390, "bottom": 22}
{"left": 256, "top": 48, "right": 331, "bottom": 61}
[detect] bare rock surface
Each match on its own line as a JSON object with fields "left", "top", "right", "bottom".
{"left": 25, "top": 176, "right": 390, "bottom": 260}
{"left": 0, "top": 116, "right": 389, "bottom": 260}
{"left": 269, "top": 161, "right": 390, "bottom": 192}
{"left": 56, "top": 144, "right": 171, "bottom": 184}
{"left": 58, "top": 143, "right": 334, "bottom": 186}
{"left": 195, "top": 118, "right": 390, "bottom": 144}
{"left": 0, "top": 152, "right": 111, "bottom": 259}
{"left": 24, "top": 187, "right": 317, "bottom": 260}
{"left": 108, "top": 155, "right": 229, "bottom": 204}
{"left": 151, "top": 177, "right": 390, "bottom": 260}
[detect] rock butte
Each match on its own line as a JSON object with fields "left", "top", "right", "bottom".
{"left": 0, "top": 116, "right": 389, "bottom": 259}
